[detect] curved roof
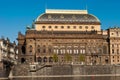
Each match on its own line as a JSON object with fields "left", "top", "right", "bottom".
{"left": 35, "top": 13, "right": 100, "bottom": 24}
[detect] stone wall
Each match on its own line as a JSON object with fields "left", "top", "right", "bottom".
{"left": 12, "top": 64, "right": 120, "bottom": 76}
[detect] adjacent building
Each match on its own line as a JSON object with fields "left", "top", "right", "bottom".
{"left": 0, "top": 38, "right": 18, "bottom": 69}
{"left": 17, "top": 9, "right": 120, "bottom": 65}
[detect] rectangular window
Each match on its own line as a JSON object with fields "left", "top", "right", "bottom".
{"left": 113, "top": 60, "right": 114, "bottom": 62}
{"left": 112, "top": 44, "right": 114, "bottom": 47}
{"left": 60, "top": 49, "right": 63, "bottom": 54}
{"left": 117, "top": 49, "right": 119, "bottom": 54}
{"left": 76, "top": 50, "right": 79, "bottom": 54}
{"left": 74, "top": 49, "right": 76, "bottom": 54}
{"left": 113, "top": 56, "right": 114, "bottom": 58}
{"left": 83, "top": 49, "right": 85, "bottom": 54}
{"left": 117, "top": 32, "right": 119, "bottom": 36}
{"left": 112, "top": 49, "right": 114, "bottom": 54}
{"left": 80, "top": 49, "right": 82, "bottom": 54}
{"left": 62, "top": 49, "right": 65, "bottom": 54}
{"left": 67, "top": 49, "right": 70, "bottom": 54}
{"left": 70, "top": 50, "right": 72, "bottom": 54}
{"left": 53, "top": 49, "right": 56, "bottom": 53}
{"left": 117, "top": 44, "right": 119, "bottom": 48}
{"left": 56, "top": 49, "right": 59, "bottom": 54}
{"left": 118, "top": 56, "right": 119, "bottom": 59}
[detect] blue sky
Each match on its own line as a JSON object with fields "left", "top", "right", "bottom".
{"left": 0, "top": 0, "right": 120, "bottom": 42}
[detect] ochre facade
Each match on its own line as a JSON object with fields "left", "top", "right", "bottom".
{"left": 17, "top": 9, "right": 120, "bottom": 65}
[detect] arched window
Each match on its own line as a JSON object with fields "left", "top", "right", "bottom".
{"left": 37, "top": 57, "right": 42, "bottom": 62}
{"left": 43, "top": 57, "right": 47, "bottom": 62}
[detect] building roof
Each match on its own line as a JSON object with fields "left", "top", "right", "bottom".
{"left": 35, "top": 9, "right": 100, "bottom": 24}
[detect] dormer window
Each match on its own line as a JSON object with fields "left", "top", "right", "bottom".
{"left": 91, "top": 26, "right": 94, "bottom": 29}
{"left": 55, "top": 26, "right": 58, "bottom": 28}
{"left": 49, "top": 26, "right": 52, "bottom": 28}
{"left": 79, "top": 26, "right": 82, "bottom": 29}
{"left": 73, "top": 26, "right": 76, "bottom": 29}
{"left": 85, "top": 26, "right": 88, "bottom": 29}
{"left": 67, "top": 26, "right": 70, "bottom": 29}
{"left": 42, "top": 26, "right": 45, "bottom": 28}
{"left": 61, "top": 26, "right": 64, "bottom": 29}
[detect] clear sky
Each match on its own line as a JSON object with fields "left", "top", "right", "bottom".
{"left": 0, "top": 0, "right": 120, "bottom": 42}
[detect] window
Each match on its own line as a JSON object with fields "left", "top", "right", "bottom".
{"left": 61, "top": 26, "right": 64, "bottom": 29}
{"left": 37, "top": 45, "right": 40, "bottom": 53}
{"left": 113, "top": 60, "right": 114, "bottom": 62}
{"left": 67, "top": 49, "right": 70, "bottom": 54}
{"left": 111, "top": 33, "right": 114, "bottom": 35}
{"left": 70, "top": 50, "right": 72, "bottom": 54}
{"left": 60, "top": 49, "right": 63, "bottom": 54}
{"left": 49, "top": 48, "right": 52, "bottom": 53}
{"left": 85, "top": 26, "right": 88, "bottom": 29}
{"left": 112, "top": 44, "right": 114, "bottom": 47}
{"left": 67, "top": 26, "right": 70, "bottom": 29}
{"left": 117, "top": 44, "right": 119, "bottom": 48}
{"left": 38, "top": 49, "right": 40, "bottom": 53}
{"left": 112, "top": 49, "right": 114, "bottom": 54}
{"left": 21, "top": 46, "right": 26, "bottom": 54}
{"left": 103, "top": 46, "right": 107, "bottom": 54}
{"left": 117, "top": 49, "right": 119, "bottom": 54}
{"left": 48, "top": 15, "right": 52, "bottom": 19}
{"left": 29, "top": 45, "right": 33, "bottom": 53}
{"left": 56, "top": 49, "right": 59, "bottom": 54}
{"left": 48, "top": 45, "right": 52, "bottom": 53}
{"left": 79, "top": 26, "right": 82, "bottom": 29}
{"left": 43, "top": 45, "right": 46, "bottom": 53}
{"left": 117, "top": 32, "right": 119, "bottom": 36}
{"left": 91, "top": 26, "right": 94, "bottom": 29}
{"left": 83, "top": 49, "right": 85, "bottom": 54}
{"left": 43, "top": 49, "right": 46, "bottom": 53}
{"left": 62, "top": 49, "right": 65, "bottom": 54}
{"left": 29, "top": 50, "right": 32, "bottom": 53}
{"left": 49, "top": 26, "right": 52, "bottom": 28}
{"left": 74, "top": 49, "right": 79, "bottom": 54}
{"left": 118, "top": 56, "right": 119, "bottom": 59}
{"left": 55, "top": 26, "right": 58, "bottom": 28}
{"left": 73, "top": 26, "right": 76, "bottom": 29}
{"left": 42, "top": 26, "right": 45, "bottom": 28}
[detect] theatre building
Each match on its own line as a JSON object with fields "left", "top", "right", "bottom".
{"left": 17, "top": 9, "right": 120, "bottom": 65}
